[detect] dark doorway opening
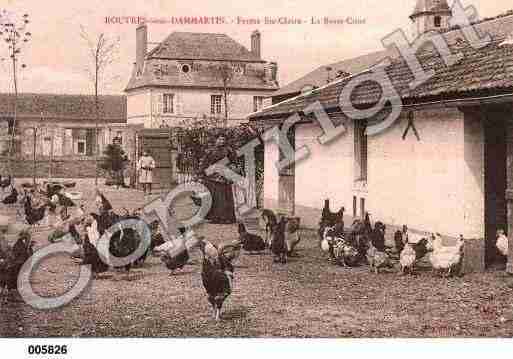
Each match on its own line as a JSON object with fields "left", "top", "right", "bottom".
{"left": 484, "top": 116, "right": 507, "bottom": 267}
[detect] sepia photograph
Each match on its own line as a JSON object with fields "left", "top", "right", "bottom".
{"left": 1, "top": 0, "right": 513, "bottom": 356}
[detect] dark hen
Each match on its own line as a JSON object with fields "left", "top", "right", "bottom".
{"left": 81, "top": 236, "right": 109, "bottom": 277}
{"left": 24, "top": 195, "right": 48, "bottom": 225}
{"left": 199, "top": 240, "right": 234, "bottom": 321}
{"left": 0, "top": 175, "right": 12, "bottom": 191}
{"left": 238, "top": 222, "right": 266, "bottom": 253}
{"left": 261, "top": 209, "right": 278, "bottom": 248}
{"left": 0, "top": 230, "right": 34, "bottom": 297}
{"left": 2, "top": 187, "right": 18, "bottom": 205}
{"left": 161, "top": 245, "right": 190, "bottom": 274}
{"left": 271, "top": 217, "right": 288, "bottom": 263}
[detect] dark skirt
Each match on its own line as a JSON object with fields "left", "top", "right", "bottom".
{"left": 203, "top": 178, "right": 236, "bottom": 224}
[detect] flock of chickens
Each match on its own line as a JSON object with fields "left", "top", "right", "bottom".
{"left": 0, "top": 180, "right": 304, "bottom": 321}
{"left": 318, "top": 199, "right": 465, "bottom": 277}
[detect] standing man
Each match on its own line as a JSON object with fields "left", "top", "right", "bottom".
{"left": 137, "top": 150, "right": 156, "bottom": 195}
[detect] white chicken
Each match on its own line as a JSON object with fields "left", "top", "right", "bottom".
{"left": 399, "top": 242, "right": 416, "bottom": 275}
{"left": 428, "top": 233, "right": 464, "bottom": 277}
{"left": 366, "top": 243, "right": 392, "bottom": 274}
{"left": 320, "top": 226, "right": 335, "bottom": 254}
{"left": 496, "top": 229, "right": 508, "bottom": 257}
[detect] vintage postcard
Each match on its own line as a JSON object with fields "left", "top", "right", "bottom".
{"left": 1, "top": 0, "right": 513, "bottom": 356}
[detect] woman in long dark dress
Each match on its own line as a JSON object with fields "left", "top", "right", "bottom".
{"left": 198, "top": 136, "right": 237, "bottom": 224}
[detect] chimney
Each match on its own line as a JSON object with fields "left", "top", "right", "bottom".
{"left": 136, "top": 23, "right": 147, "bottom": 74}
{"left": 251, "top": 30, "right": 261, "bottom": 58}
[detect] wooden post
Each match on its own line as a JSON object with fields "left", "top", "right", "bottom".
{"left": 32, "top": 125, "right": 37, "bottom": 186}
{"left": 505, "top": 105, "right": 513, "bottom": 274}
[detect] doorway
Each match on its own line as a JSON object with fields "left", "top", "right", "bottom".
{"left": 484, "top": 115, "right": 507, "bottom": 267}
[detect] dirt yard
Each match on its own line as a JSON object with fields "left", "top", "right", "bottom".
{"left": 1, "top": 180, "right": 513, "bottom": 338}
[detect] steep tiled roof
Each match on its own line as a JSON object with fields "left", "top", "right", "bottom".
{"left": 273, "top": 11, "right": 513, "bottom": 98}
{"left": 0, "top": 93, "right": 126, "bottom": 123}
{"left": 125, "top": 32, "right": 278, "bottom": 92}
{"left": 147, "top": 32, "right": 261, "bottom": 62}
{"left": 272, "top": 50, "right": 393, "bottom": 97}
{"left": 249, "top": 35, "right": 513, "bottom": 120}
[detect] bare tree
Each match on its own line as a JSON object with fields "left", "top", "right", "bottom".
{"left": 212, "top": 62, "right": 234, "bottom": 127}
{"left": 79, "top": 25, "right": 120, "bottom": 186}
{"left": 0, "top": 11, "right": 31, "bottom": 177}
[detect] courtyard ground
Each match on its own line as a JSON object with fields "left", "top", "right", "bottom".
{"left": 1, "top": 179, "right": 513, "bottom": 337}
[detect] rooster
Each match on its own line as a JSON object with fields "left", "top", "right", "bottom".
{"left": 271, "top": 216, "right": 288, "bottom": 263}
{"left": 199, "top": 239, "right": 234, "bottom": 321}
{"left": 238, "top": 222, "right": 266, "bottom": 254}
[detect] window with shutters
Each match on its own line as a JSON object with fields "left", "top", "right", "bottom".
{"left": 162, "top": 93, "right": 174, "bottom": 114}
{"left": 253, "top": 96, "right": 264, "bottom": 112}
{"left": 211, "top": 95, "right": 222, "bottom": 115}
{"left": 63, "top": 128, "right": 97, "bottom": 156}
{"left": 354, "top": 120, "right": 368, "bottom": 181}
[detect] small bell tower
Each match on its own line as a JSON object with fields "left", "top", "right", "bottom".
{"left": 410, "top": 0, "right": 453, "bottom": 38}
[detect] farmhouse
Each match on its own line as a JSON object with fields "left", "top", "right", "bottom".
{"left": 249, "top": 4, "right": 513, "bottom": 273}
{"left": 0, "top": 93, "right": 130, "bottom": 178}
{"left": 125, "top": 26, "right": 279, "bottom": 128}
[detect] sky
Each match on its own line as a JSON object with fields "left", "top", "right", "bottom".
{"left": 0, "top": 0, "right": 510, "bottom": 95}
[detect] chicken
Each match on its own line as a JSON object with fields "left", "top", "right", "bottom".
{"left": 428, "top": 233, "right": 465, "bottom": 277}
{"left": 108, "top": 217, "right": 142, "bottom": 280}
{"left": 24, "top": 194, "right": 48, "bottom": 225}
{"left": 318, "top": 199, "right": 344, "bottom": 241}
{"left": 366, "top": 222, "right": 392, "bottom": 273}
{"left": 399, "top": 242, "right": 416, "bottom": 275}
{"left": 199, "top": 239, "right": 234, "bottom": 321}
{"left": 0, "top": 175, "right": 12, "bottom": 192}
{"left": 285, "top": 217, "right": 301, "bottom": 256}
{"left": 0, "top": 230, "right": 34, "bottom": 299}
{"left": 161, "top": 240, "right": 190, "bottom": 275}
{"left": 496, "top": 229, "right": 508, "bottom": 257}
{"left": 271, "top": 216, "right": 288, "bottom": 263}
{"left": 217, "top": 239, "right": 242, "bottom": 263}
{"left": 2, "top": 186, "right": 18, "bottom": 205}
{"left": 332, "top": 238, "right": 359, "bottom": 267}
{"left": 238, "top": 222, "right": 266, "bottom": 254}
{"left": 321, "top": 221, "right": 344, "bottom": 262}
{"left": 134, "top": 221, "right": 166, "bottom": 267}
{"left": 80, "top": 215, "right": 109, "bottom": 278}
{"left": 261, "top": 209, "right": 278, "bottom": 248}
{"left": 394, "top": 225, "right": 408, "bottom": 254}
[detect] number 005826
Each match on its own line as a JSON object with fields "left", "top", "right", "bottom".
{"left": 27, "top": 345, "right": 68, "bottom": 355}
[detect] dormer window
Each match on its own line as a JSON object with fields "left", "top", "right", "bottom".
{"left": 434, "top": 16, "right": 441, "bottom": 28}
{"left": 181, "top": 64, "right": 190, "bottom": 73}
